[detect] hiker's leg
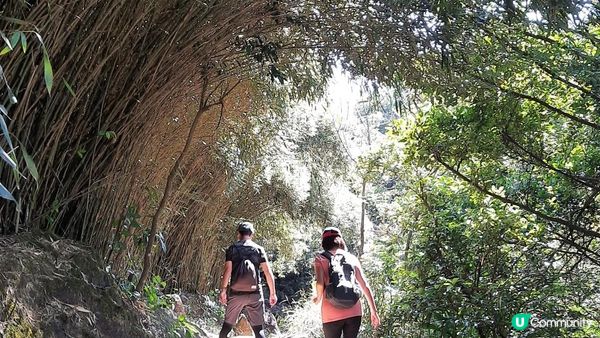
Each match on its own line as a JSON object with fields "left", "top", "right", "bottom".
{"left": 219, "top": 323, "right": 233, "bottom": 338}
{"left": 221, "top": 294, "right": 243, "bottom": 338}
{"left": 251, "top": 325, "right": 266, "bottom": 338}
{"left": 341, "top": 316, "right": 362, "bottom": 338}
{"left": 245, "top": 293, "right": 266, "bottom": 329}
{"left": 323, "top": 319, "right": 344, "bottom": 338}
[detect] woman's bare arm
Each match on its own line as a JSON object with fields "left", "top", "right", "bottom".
{"left": 355, "top": 264, "right": 380, "bottom": 328}
{"left": 312, "top": 259, "right": 325, "bottom": 304}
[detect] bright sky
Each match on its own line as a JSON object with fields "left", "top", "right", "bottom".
{"left": 301, "top": 67, "right": 383, "bottom": 254}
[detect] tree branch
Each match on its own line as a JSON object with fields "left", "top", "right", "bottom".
{"left": 432, "top": 151, "right": 600, "bottom": 240}
{"left": 472, "top": 75, "right": 600, "bottom": 130}
{"left": 501, "top": 131, "right": 598, "bottom": 188}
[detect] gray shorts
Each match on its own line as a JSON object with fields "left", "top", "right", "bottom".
{"left": 224, "top": 292, "right": 264, "bottom": 326}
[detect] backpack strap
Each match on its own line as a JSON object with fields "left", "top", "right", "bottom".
{"left": 319, "top": 251, "right": 335, "bottom": 284}
{"left": 233, "top": 243, "right": 244, "bottom": 260}
{"left": 319, "top": 250, "right": 333, "bottom": 261}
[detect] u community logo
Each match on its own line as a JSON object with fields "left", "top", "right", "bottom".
{"left": 511, "top": 313, "right": 595, "bottom": 331}
{"left": 512, "top": 313, "right": 532, "bottom": 331}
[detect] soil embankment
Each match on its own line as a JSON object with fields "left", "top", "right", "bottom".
{"left": 0, "top": 234, "right": 150, "bottom": 337}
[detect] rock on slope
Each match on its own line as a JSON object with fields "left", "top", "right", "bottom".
{"left": 0, "top": 234, "right": 150, "bottom": 337}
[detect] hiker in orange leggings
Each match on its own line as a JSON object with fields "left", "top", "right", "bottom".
{"left": 313, "top": 227, "right": 380, "bottom": 338}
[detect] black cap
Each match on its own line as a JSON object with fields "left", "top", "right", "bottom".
{"left": 237, "top": 221, "right": 255, "bottom": 234}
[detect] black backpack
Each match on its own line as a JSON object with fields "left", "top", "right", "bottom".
{"left": 320, "top": 251, "right": 361, "bottom": 308}
{"left": 230, "top": 244, "right": 261, "bottom": 293}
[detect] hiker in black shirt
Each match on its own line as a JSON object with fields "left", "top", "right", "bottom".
{"left": 218, "top": 222, "right": 277, "bottom": 338}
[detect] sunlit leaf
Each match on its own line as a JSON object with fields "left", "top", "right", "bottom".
{"left": 0, "top": 182, "right": 15, "bottom": 201}
{"left": 156, "top": 232, "right": 167, "bottom": 253}
{"left": 0, "top": 31, "right": 12, "bottom": 50}
{"left": 0, "top": 113, "right": 14, "bottom": 150}
{"left": 0, "top": 65, "right": 17, "bottom": 103}
{"left": 6, "top": 85, "right": 17, "bottom": 104}
{"left": 33, "top": 31, "right": 43, "bottom": 44}
{"left": 0, "top": 146, "right": 16, "bottom": 168}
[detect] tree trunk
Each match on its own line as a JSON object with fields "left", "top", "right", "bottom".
{"left": 359, "top": 178, "right": 366, "bottom": 257}
{"left": 136, "top": 80, "right": 211, "bottom": 292}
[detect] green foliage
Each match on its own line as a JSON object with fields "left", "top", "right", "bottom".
{"left": 106, "top": 205, "right": 146, "bottom": 266}
{"left": 360, "top": 7, "right": 600, "bottom": 336}
{"left": 75, "top": 148, "right": 86, "bottom": 159}
{"left": 365, "top": 149, "right": 600, "bottom": 336}
{"left": 2, "top": 4, "right": 600, "bottom": 337}
{"left": 396, "top": 22, "right": 600, "bottom": 263}
{"left": 116, "top": 274, "right": 138, "bottom": 299}
{"left": 115, "top": 206, "right": 143, "bottom": 248}
{"left": 62, "top": 79, "right": 75, "bottom": 97}
{"left": 98, "top": 130, "right": 117, "bottom": 141}
{"left": 144, "top": 275, "right": 171, "bottom": 310}
{"left": 169, "top": 315, "right": 200, "bottom": 338}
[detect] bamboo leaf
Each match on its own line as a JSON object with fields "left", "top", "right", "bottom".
{"left": 0, "top": 182, "right": 15, "bottom": 201}
{"left": 6, "top": 85, "right": 17, "bottom": 104}
{"left": 22, "top": 146, "right": 39, "bottom": 182}
{"left": 0, "top": 146, "right": 16, "bottom": 168}
{"left": 35, "top": 34, "right": 52, "bottom": 95}
{"left": 19, "top": 32, "right": 27, "bottom": 53}
{"left": 9, "top": 32, "right": 20, "bottom": 51}
{"left": 0, "top": 113, "right": 14, "bottom": 150}
{"left": 43, "top": 51, "right": 53, "bottom": 94}
{"left": 76, "top": 148, "right": 86, "bottom": 158}
{"left": 63, "top": 78, "right": 75, "bottom": 96}
{"left": 0, "top": 47, "right": 10, "bottom": 56}
{"left": 0, "top": 65, "right": 17, "bottom": 103}
{"left": 33, "top": 32, "right": 45, "bottom": 47}
{"left": 0, "top": 31, "right": 12, "bottom": 50}
{"left": 156, "top": 232, "right": 167, "bottom": 253}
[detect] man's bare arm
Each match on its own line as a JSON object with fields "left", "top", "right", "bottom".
{"left": 219, "top": 261, "right": 232, "bottom": 305}
{"left": 260, "top": 261, "right": 277, "bottom": 306}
